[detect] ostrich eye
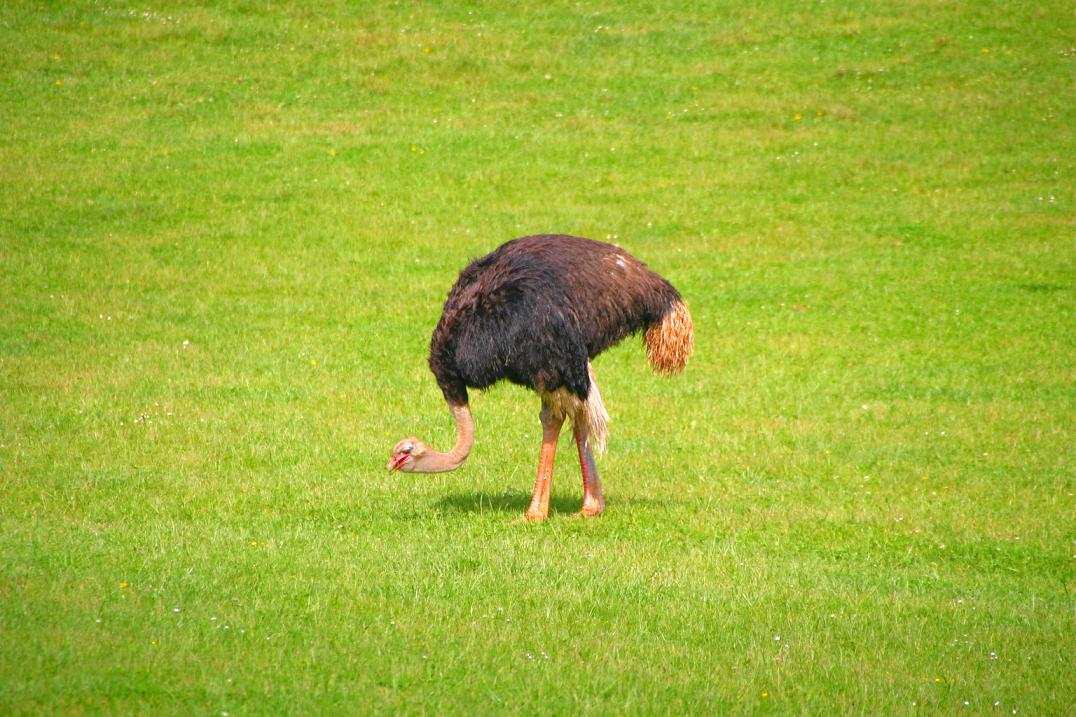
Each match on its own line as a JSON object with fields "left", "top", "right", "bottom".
{"left": 402, "top": 444, "right": 414, "bottom": 453}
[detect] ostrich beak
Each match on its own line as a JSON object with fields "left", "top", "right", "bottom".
{"left": 387, "top": 452, "right": 411, "bottom": 472}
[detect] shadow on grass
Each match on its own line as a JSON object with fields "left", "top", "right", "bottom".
{"left": 436, "top": 491, "right": 677, "bottom": 515}
{"left": 436, "top": 491, "right": 579, "bottom": 515}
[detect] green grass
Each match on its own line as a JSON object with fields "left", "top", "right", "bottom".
{"left": 2, "top": 1, "right": 1073, "bottom": 714}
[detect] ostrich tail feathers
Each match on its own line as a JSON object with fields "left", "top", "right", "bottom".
{"left": 645, "top": 299, "right": 694, "bottom": 375}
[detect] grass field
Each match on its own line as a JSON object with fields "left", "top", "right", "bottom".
{"left": 2, "top": 1, "right": 1073, "bottom": 714}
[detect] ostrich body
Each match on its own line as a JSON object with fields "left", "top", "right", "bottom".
{"left": 388, "top": 234, "right": 694, "bottom": 521}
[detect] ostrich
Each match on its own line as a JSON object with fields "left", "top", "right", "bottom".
{"left": 387, "top": 234, "right": 693, "bottom": 522}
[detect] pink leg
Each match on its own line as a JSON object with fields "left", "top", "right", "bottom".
{"left": 574, "top": 421, "right": 605, "bottom": 517}
{"left": 525, "top": 405, "right": 563, "bottom": 522}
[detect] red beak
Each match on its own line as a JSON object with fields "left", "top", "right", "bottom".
{"left": 388, "top": 453, "right": 411, "bottom": 472}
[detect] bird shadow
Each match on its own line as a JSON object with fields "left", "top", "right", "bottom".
{"left": 434, "top": 491, "right": 677, "bottom": 516}
{"left": 436, "top": 490, "right": 579, "bottom": 515}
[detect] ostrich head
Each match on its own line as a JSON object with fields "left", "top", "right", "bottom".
{"left": 386, "top": 404, "right": 475, "bottom": 474}
{"left": 387, "top": 437, "right": 429, "bottom": 473}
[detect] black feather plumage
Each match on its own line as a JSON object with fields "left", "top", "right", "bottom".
{"left": 428, "top": 235, "right": 683, "bottom": 406}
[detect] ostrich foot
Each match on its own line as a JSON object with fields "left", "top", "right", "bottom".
{"left": 579, "top": 498, "right": 604, "bottom": 518}
{"left": 511, "top": 509, "right": 548, "bottom": 524}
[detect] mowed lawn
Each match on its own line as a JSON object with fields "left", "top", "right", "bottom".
{"left": 1, "top": 1, "right": 1073, "bottom": 714}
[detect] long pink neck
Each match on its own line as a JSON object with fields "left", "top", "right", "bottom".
{"left": 421, "top": 403, "right": 474, "bottom": 472}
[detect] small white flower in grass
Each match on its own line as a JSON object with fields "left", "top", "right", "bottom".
{"left": 173, "top": 607, "right": 180, "bottom": 613}
{"left": 774, "top": 635, "right": 781, "bottom": 641}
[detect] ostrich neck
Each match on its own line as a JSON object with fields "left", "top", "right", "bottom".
{"left": 423, "top": 403, "right": 474, "bottom": 472}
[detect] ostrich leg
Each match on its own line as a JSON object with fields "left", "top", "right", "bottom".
{"left": 573, "top": 419, "right": 605, "bottom": 517}
{"left": 525, "top": 403, "right": 564, "bottom": 522}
